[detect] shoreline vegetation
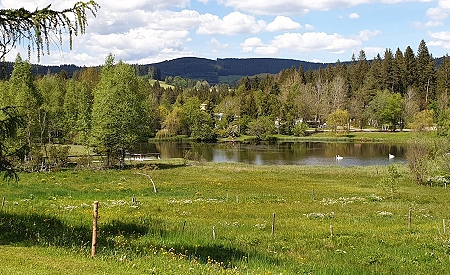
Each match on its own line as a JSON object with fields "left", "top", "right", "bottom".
{"left": 1, "top": 153, "right": 450, "bottom": 274}
{"left": 150, "top": 130, "right": 414, "bottom": 143}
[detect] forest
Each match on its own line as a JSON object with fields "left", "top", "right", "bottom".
{"left": 1, "top": 39, "right": 450, "bottom": 170}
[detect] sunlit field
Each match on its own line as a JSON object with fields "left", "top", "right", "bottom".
{"left": 1, "top": 160, "right": 449, "bottom": 274}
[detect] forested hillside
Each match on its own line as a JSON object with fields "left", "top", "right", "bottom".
{"left": 1, "top": 39, "right": 450, "bottom": 170}
{"left": 0, "top": 57, "right": 327, "bottom": 85}
{"left": 151, "top": 57, "right": 326, "bottom": 84}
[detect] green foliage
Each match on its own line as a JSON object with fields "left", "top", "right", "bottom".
{"left": 437, "top": 107, "right": 450, "bottom": 136}
{"left": 246, "top": 116, "right": 275, "bottom": 140}
{"left": 292, "top": 121, "right": 308, "bottom": 137}
{"left": 327, "top": 108, "right": 350, "bottom": 133}
{"left": 8, "top": 54, "right": 41, "bottom": 152}
{"left": 91, "top": 54, "right": 148, "bottom": 167}
{"left": 0, "top": 1, "right": 99, "bottom": 61}
{"left": 366, "top": 90, "right": 403, "bottom": 130}
{"left": 406, "top": 137, "right": 432, "bottom": 185}
{"left": 47, "top": 145, "right": 70, "bottom": 169}
{"left": 380, "top": 165, "right": 401, "bottom": 199}
{"left": 180, "top": 97, "right": 216, "bottom": 141}
{"left": 409, "top": 109, "right": 435, "bottom": 132}
{"left": 3, "top": 164, "right": 450, "bottom": 273}
{"left": 0, "top": 106, "right": 26, "bottom": 180}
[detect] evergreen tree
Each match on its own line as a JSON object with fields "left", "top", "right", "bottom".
{"left": 402, "top": 46, "right": 416, "bottom": 90}
{"left": 415, "top": 39, "right": 435, "bottom": 108}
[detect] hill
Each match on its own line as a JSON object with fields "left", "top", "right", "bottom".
{"left": 0, "top": 57, "right": 327, "bottom": 85}
{"left": 151, "top": 57, "right": 327, "bottom": 85}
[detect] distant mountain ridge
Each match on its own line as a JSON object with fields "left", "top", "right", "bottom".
{"left": 1, "top": 57, "right": 328, "bottom": 84}
{"left": 151, "top": 57, "right": 328, "bottom": 84}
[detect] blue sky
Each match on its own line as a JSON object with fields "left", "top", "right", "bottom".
{"left": 2, "top": 0, "right": 450, "bottom": 66}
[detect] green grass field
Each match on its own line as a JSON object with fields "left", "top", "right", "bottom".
{"left": 1, "top": 160, "right": 449, "bottom": 274}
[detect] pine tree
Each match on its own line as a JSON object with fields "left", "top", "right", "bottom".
{"left": 402, "top": 46, "right": 416, "bottom": 90}
{"left": 415, "top": 39, "right": 436, "bottom": 108}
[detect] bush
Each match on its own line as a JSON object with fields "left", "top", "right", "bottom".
{"left": 48, "top": 145, "right": 70, "bottom": 169}
{"left": 155, "top": 129, "right": 172, "bottom": 139}
{"left": 293, "top": 122, "right": 308, "bottom": 137}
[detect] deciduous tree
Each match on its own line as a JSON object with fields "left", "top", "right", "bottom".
{"left": 91, "top": 54, "right": 147, "bottom": 168}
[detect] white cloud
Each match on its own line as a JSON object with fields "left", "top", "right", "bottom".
{"left": 362, "top": 47, "right": 385, "bottom": 58}
{"left": 426, "top": 0, "right": 450, "bottom": 22}
{"left": 413, "top": 20, "right": 444, "bottom": 28}
{"left": 358, "top": 30, "right": 382, "bottom": 41}
{"left": 349, "top": 13, "right": 360, "bottom": 19}
{"left": 241, "top": 37, "right": 264, "bottom": 52}
{"left": 209, "top": 38, "right": 229, "bottom": 52}
{"left": 242, "top": 32, "right": 362, "bottom": 55}
{"left": 266, "top": 16, "right": 301, "bottom": 32}
{"left": 87, "top": 27, "right": 191, "bottom": 62}
{"left": 426, "top": 7, "right": 448, "bottom": 20}
{"left": 428, "top": 31, "right": 450, "bottom": 41}
{"left": 197, "top": 11, "right": 267, "bottom": 35}
{"left": 220, "top": 0, "right": 434, "bottom": 15}
{"left": 304, "top": 24, "right": 315, "bottom": 30}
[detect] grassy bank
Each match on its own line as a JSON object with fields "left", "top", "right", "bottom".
{"left": 217, "top": 131, "right": 414, "bottom": 144}
{"left": 1, "top": 161, "right": 449, "bottom": 274}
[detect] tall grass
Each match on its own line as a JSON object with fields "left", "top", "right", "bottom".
{"left": 1, "top": 161, "right": 449, "bottom": 274}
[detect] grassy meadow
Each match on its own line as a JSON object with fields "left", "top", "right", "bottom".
{"left": 1, "top": 159, "right": 450, "bottom": 274}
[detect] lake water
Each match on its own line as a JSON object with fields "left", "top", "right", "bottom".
{"left": 134, "top": 141, "right": 407, "bottom": 166}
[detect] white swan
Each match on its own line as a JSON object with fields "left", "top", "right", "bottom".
{"left": 335, "top": 155, "right": 343, "bottom": 160}
{"left": 389, "top": 154, "right": 395, "bottom": 159}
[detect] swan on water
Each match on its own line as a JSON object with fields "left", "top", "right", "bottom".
{"left": 389, "top": 154, "right": 395, "bottom": 159}
{"left": 335, "top": 155, "right": 343, "bottom": 160}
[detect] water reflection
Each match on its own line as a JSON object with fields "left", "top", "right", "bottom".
{"left": 134, "top": 141, "right": 407, "bottom": 166}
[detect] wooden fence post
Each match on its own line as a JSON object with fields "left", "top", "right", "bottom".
{"left": 91, "top": 201, "right": 99, "bottom": 258}
{"left": 408, "top": 208, "right": 412, "bottom": 230}
{"left": 271, "top": 213, "right": 276, "bottom": 236}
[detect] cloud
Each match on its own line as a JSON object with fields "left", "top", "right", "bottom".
{"left": 362, "top": 47, "right": 385, "bottom": 58}
{"left": 426, "top": 7, "right": 448, "bottom": 21}
{"left": 412, "top": 20, "right": 444, "bottom": 28}
{"left": 197, "top": 11, "right": 267, "bottom": 35}
{"left": 266, "top": 16, "right": 301, "bottom": 32}
{"left": 219, "top": 0, "right": 383, "bottom": 15}
{"left": 428, "top": 31, "right": 450, "bottom": 50}
{"left": 428, "top": 31, "right": 450, "bottom": 41}
{"left": 349, "top": 13, "right": 360, "bottom": 19}
{"left": 241, "top": 37, "right": 265, "bottom": 52}
{"left": 426, "top": 0, "right": 450, "bottom": 22}
{"left": 87, "top": 27, "right": 191, "bottom": 63}
{"left": 208, "top": 38, "right": 229, "bottom": 53}
{"left": 242, "top": 32, "right": 362, "bottom": 55}
{"left": 358, "top": 30, "right": 382, "bottom": 41}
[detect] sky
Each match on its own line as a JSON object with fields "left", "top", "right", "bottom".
{"left": 2, "top": 0, "right": 450, "bottom": 66}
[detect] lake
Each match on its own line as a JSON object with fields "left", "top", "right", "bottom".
{"left": 133, "top": 141, "right": 407, "bottom": 166}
